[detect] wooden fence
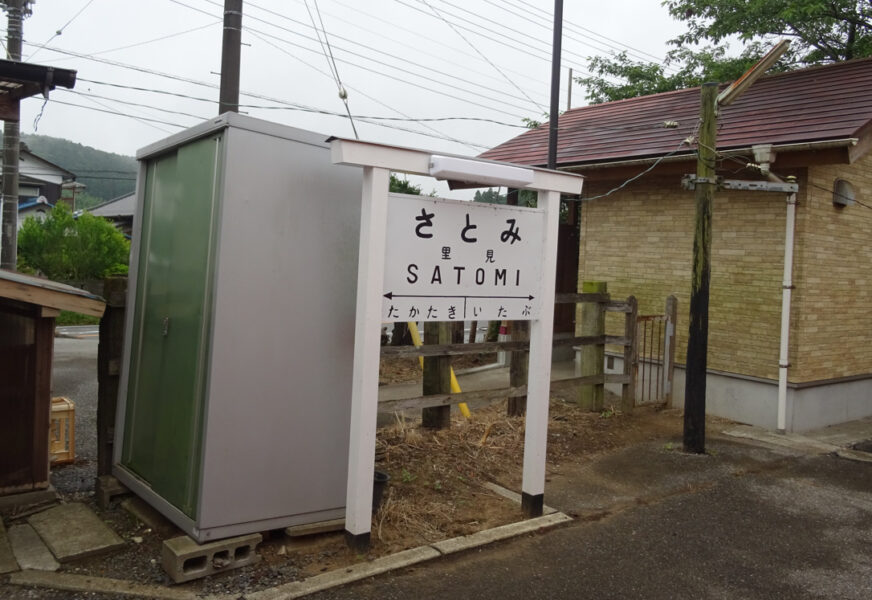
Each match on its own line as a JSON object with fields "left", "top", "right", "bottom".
{"left": 379, "top": 292, "right": 639, "bottom": 415}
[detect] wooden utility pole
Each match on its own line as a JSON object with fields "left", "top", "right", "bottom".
{"left": 218, "top": 0, "right": 242, "bottom": 114}
{"left": 682, "top": 41, "right": 789, "bottom": 453}
{"left": 0, "top": 0, "right": 23, "bottom": 270}
{"left": 683, "top": 82, "right": 717, "bottom": 454}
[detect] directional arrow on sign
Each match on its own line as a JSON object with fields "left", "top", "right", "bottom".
{"left": 384, "top": 292, "right": 534, "bottom": 301}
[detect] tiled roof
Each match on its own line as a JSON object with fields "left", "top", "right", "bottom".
{"left": 480, "top": 58, "right": 872, "bottom": 167}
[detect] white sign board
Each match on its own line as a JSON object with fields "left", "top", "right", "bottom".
{"left": 382, "top": 194, "right": 545, "bottom": 322}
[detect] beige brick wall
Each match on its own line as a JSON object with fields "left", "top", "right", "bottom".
{"left": 577, "top": 174, "right": 789, "bottom": 381}
{"left": 791, "top": 153, "right": 872, "bottom": 382}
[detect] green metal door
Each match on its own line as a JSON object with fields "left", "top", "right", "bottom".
{"left": 122, "top": 134, "right": 223, "bottom": 517}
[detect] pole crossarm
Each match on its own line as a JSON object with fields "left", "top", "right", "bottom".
{"left": 681, "top": 175, "right": 798, "bottom": 194}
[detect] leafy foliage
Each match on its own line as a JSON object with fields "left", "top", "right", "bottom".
{"left": 664, "top": 0, "right": 872, "bottom": 63}
{"left": 473, "top": 188, "right": 507, "bottom": 204}
{"left": 389, "top": 173, "right": 423, "bottom": 195}
{"left": 17, "top": 203, "right": 130, "bottom": 281}
{"left": 579, "top": 0, "right": 872, "bottom": 103}
{"left": 21, "top": 134, "right": 137, "bottom": 203}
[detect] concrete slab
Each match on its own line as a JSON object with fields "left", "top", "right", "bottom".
{"left": 7, "top": 524, "right": 59, "bottom": 571}
{"left": 8, "top": 570, "right": 220, "bottom": 600}
{"left": 0, "top": 487, "right": 57, "bottom": 510}
{"left": 27, "top": 502, "right": 124, "bottom": 562}
{"left": 0, "top": 519, "right": 20, "bottom": 574}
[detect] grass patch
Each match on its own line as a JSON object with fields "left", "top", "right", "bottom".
{"left": 57, "top": 310, "right": 100, "bottom": 326}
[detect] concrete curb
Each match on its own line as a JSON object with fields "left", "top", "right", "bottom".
{"left": 246, "top": 512, "right": 572, "bottom": 600}
{"left": 6, "top": 512, "right": 573, "bottom": 600}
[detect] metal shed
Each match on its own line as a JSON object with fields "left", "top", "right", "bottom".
{"left": 113, "top": 114, "right": 362, "bottom": 543}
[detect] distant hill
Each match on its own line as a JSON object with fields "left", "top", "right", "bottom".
{"left": 21, "top": 133, "right": 137, "bottom": 205}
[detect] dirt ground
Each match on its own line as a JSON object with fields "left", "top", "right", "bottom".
{"left": 10, "top": 356, "right": 694, "bottom": 597}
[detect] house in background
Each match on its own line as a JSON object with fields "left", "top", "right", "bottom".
{"left": 14, "top": 143, "right": 77, "bottom": 205}
{"left": 482, "top": 57, "right": 872, "bottom": 432}
{"left": 85, "top": 192, "right": 135, "bottom": 236}
{"left": 16, "top": 196, "right": 53, "bottom": 229}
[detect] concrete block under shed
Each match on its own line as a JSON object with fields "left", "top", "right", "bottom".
{"left": 161, "top": 533, "right": 261, "bottom": 584}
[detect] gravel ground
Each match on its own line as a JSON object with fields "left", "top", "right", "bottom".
{"left": 49, "top": 336, "right": 99, "bottom": 495}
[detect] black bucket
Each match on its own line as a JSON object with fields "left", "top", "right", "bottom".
{"left": 373, "top": 470, "right": 390, "bottom": 513}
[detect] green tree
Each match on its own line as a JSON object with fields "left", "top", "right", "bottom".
{"left": 389, "top": 173, "right": 422, "bottom": 195}
{"left": 17, "top": 203, "right": 129, "bottom": 282}
{"left": 473, "top": 188, "right": 507, "bottom": 204}
{"left": 579, "top": 0, "right": 872, "bottom": 103}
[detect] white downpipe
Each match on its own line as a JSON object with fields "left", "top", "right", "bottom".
{"left": 777, "top": 192, "right": 797, "bottom": 432}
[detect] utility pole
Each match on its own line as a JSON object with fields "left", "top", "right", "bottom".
{"left": 683, "top": 82, "right": 717, "bottom": 454}
{"left": 683, "top": 41, "right": 789, "bottom": 453}
{"left": 0, "top": 0, "right": 24, "bottom": 271}
{"left": 218, "top": 0, "right": 242, "bottom": 114}
{"left": 547, "top": 0, "right": 563, "bottom": 169}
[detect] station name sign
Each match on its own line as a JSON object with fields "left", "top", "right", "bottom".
{"left": 382, "top": 194, "right": 545, "bottom": 322}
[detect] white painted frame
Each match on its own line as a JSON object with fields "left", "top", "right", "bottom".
{"left": 332, "top": 138, "right": 583, "bottom": 543}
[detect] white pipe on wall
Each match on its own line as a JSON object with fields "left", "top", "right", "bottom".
{"left": 777, "top": 192, "right": 798, "bottom": 432}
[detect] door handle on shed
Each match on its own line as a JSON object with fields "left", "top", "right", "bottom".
{"left": 162, "top": 316, "right": 170, "bottom": 337}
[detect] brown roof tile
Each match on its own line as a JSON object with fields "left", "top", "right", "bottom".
{"left": 480, "top": 58, "right": 872, "bottom": 167}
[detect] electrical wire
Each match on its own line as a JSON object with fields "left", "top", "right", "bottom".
{"left": 26, "top": 0, "right": 96, "bottom": 61}
{"left": 179, "top": 0, "right": 541, "bottom": 116}
{"left": 77, "top": 77, "right": 524, "bottom": 128}
{"left": 419, "top": 0, "right": 547, "bottom": 112}
{"left": 304, "top": 0, "right": 358, "bottom": 138}
{"left": 497, "top": 0, "right": 675, "bottom": 70}
{"left": 243, "top": 30, "right": 488, "bottom": 149}
{"left": 252, "top": 0, "right": 552, "bottom": 91}
{"left": 582, "top": 138, "right": 693, "bottom": 202}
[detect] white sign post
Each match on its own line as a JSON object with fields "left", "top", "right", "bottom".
{"left": 331, "top": 139, "right": 583, "bottom": 550}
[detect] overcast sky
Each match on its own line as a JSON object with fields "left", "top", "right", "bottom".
{"left": 10, "top": 0, "right": 687, "bottom": 193}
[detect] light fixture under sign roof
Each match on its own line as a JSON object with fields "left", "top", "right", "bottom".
{"left": 429, "top": 155, "right": 534, "bottom": 188}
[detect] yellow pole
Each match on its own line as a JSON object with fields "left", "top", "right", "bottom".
{"left": 407, "top": 321, "right": 471, "bottom": 418}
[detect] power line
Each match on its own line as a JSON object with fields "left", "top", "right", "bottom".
{"left": 419, "top": 0, "right": 547, "bottom": 113}
{"left": 185, "top": 0, "right": 543, "bottom": 116}
{"left": 26, "top": 0, "right": 96, "bottom": 61}
{"left": 498, "top": 0, "right": 673, "bottom": 69}
{"left": 264, "top": 0, "right": 553, "bottom": 92}
{"left": 582, "top": 138, "right": 693, "bottom": 202}
{"left": 242, "top": 23, "right": 532, "bottom": 119}
{"left": 304, "top": 0, "right": 358, "bottom": 138}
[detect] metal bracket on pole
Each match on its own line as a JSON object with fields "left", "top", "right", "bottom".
{"left": 681, "top": 175, "right": 798, "bottom": 194}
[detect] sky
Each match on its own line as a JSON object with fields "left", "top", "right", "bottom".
{"left": 9, "top": 0, "right": 688, "bottom": 194}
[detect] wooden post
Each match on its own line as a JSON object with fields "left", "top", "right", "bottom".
{"left": 467, "top": 320, "right": 477, "bottom": 344}
{"left": 97, "top": 277, "right": 127, "bottom": 477}
{"left": 663, "top": 295, "right": 678, "bottom": 406}
{"left": 621, "top": 296, "right": 638, "bottom": 413}
{"left": 578, "top": 281, "right": 606, "bottom": 411}
{"left": 684, "top": 82, "right": 718, "bottom": 454}
{"left": 422, "top": 322, "right": 451, "bottom": 429}
{"left": 507, "top": 321, "right": 529, "bottom": 416}
{"left": 506, "top": 187, "right": 528, "bottom": 417}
